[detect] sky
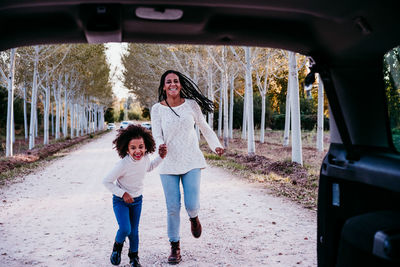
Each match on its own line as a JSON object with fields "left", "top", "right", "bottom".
{"left": 104, "top": 42, "right": 129, "bottom": 100}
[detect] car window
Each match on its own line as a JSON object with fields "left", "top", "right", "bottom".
{"left": 384, "top": 45, "right": 400, "bottom": 151}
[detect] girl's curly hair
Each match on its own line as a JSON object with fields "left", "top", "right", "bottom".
{"left": 113, "top": 124, "right": 156, "bottom": 158}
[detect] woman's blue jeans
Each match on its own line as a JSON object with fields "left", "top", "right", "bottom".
{"left": 160, "top": 168, "right": 201, "bottom": 242}
{"left": 112, "top": 194, "right": 143, "bottom": 252}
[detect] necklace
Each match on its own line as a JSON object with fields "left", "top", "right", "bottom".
{"left": 165, "top": 99, "right": 181, "bottom": 117}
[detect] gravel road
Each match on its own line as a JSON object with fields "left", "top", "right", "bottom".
{"left": 0, "top": 131, "right": 317, "bottom": 267}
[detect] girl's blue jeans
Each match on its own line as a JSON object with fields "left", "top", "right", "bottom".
{"left": 112, "top": 194, "right": 142, "bottom": 252}
{"left": 160, "top": 168, "right": 201, "bottom": 242}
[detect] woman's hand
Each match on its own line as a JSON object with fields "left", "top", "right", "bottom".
{"left": 122, "top": 192, "right": 134, "bottom": 203}
{"left": 215, "top": 147, "right": 224, "bottom": 156}
{"left": 159, "top": 144, "right": 167, "bottom": 159}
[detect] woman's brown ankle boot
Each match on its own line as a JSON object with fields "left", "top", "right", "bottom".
{"left": 168, "top": 241, "right": 182, "bottom": 264}
{"left": 190, "top": 216, "right": 202, "bottom": 238}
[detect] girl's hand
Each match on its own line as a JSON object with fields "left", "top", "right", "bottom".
{"left": 159, "top": 144, "right": 167, "bottom": 159}
{"left": 122, "top": 192, "right": 134, "bottom": 203}
{"left": 215, "top": 147, "right": 224, "bottom": 156}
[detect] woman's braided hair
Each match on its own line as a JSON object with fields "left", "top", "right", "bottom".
{"left": 157, "top": 70, "right": 214, "bottom": 116}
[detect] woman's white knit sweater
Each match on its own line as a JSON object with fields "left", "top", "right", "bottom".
{"left": 151, "top": 99, "right": 222, "bottom": 175}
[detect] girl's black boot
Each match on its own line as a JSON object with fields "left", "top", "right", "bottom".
{"left": 128, "top": 251, "right": 141, "bottom": 267}
{"left": 110, "top": 241, "right": 123, "bottom": 265}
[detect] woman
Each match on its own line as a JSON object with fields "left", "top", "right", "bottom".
{"left": 151, "top": 70, "right": 224, "bottom": 264}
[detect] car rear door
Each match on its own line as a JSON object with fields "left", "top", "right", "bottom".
{"left": 316, "top": 53, "right": 400, "bottom": 266}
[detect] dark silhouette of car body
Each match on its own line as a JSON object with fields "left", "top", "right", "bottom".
{"left": 1, "top": 1, "right": 400, "bottom": 266}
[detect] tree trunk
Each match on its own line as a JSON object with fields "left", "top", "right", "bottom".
{"left": 6, "top": 48, "right": 16, "bottom": 157}
{"left": 245, "top": 47, "right": 255, "bottom": 155}
{"left": 29, "top": 46, "right": 39, "bottom": 149}
{"left": 51, "top": 100, "right": 54, "bottom": 137}
{"left": 283, "top": 75, "right": 291, "bottom": 146}
{"left": 43, "top": 86, "right": 50, "bottom": 145}
{"left": 207, "top": 69, "right": 214, "bottom": 129}
{"left": 260, "top": 93, "right": 266, "bottom": 143}
{"left": 229, "top": 74, "right": 234, "bottom": 139}
{"left": 241, "top": 91, "right": 247, "bottom": 139}
{"left": 70, "top": 101, "right": 74, "bottom": 138}
{"left": 63, "top": 87, "right": 68, "bottom": 138}
{"left": 316, "top": 74, "right": 324, "bottom": 152}
{"left": 288, "top": 51, "right": 303, "bottom": 165}
{"left": 35, "top": 106, "right": 38, "bottom": 138}
{"left": 218, "top": 73, "right": 223, "bottom": 137}
{"left": 222, "top": 47, "right": 229, "bottom": 148}
{"left": 23, "top": 87, "right": 28, "bottom": 140}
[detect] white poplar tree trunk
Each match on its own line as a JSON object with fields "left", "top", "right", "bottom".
{"left": 258, "top": 57, "right": 270, "bottom": 144}
{"left": 6, "top": 48, "right": 17, "bottom": 157}
{"left": 245, "top": 47, "right": 255, "bottom": 155}
{"left": 29, "top": 46, "right": 40, "bottom": 149}
{"left": 288, "top": 51, "right": 303, "bottom": 165}
{"left": 63, "top": 88, "right": 68, "bottom": 138}
{"left": 35, "top": 107, "right": 38, "bottom": 138}
{"left": 260, "top": 93, "right": 266, "bottom": 143}
{"left": 23, "top": 87, "right": 28, "bottom": 140}
{"left": 207, "top": 69, "right": 214, "bottom": 129}
{"left": 51, "top": 101, "right": 54, "bottom": 137}
{"left": 74, "top": 103, "right": 79, "bottom": 137}
{"left": 241, "top": 91, "right": 247, "bottom": 139}
{"left": 94, "top": 104, "right": 98, "bottom": 133}
{"left": 218, "top": 75, "right": 223, "bottom": 137}
{"left": 316, "top": 74, "right": 324, "bottom": 151}
{"left": 283, "top": 75, "right": 291, "bottom": 146}
{"left": 43, "top": 85, "right": 50, "bottom": 145}
{"left": 222, "top": 47, "right": 229, "bottom": 148}
{"left": 12, "top": 108, "right": 15, "bottom": 145}
{"left": 70, "top": 101, "right": 75, "bottom": 138}
{"left": 229, "top": 74, "right": 234, "bottom": 139}
{"left": 54, "top": 81, "right": 61, "bottom": 140}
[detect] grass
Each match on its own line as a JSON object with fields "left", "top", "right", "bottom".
{"left": 201, "top": 129, "right": 328, "bottom": 210}
{"left": 0, "top": 158, "right": 53, "bottom": 186}
{"left": 0, "top": 130, "right": 109, "bottom": 187}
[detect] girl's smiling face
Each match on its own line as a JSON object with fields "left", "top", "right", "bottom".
{"left": 127, "top": 137, "right": 146, "bottom": 160}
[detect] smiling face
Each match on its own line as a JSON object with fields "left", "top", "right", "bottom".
{"left": 163, "top": 73, "right": 182, "bottom": 98}
{"left": 127, "top": 137, "right": 146, "bottom": 160}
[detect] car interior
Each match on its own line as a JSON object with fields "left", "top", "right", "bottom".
{"left": 1, "top": 0, "right": 400, "bottom": 266}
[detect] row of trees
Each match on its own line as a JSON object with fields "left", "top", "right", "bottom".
{"left": 1, "top": 44, "right": 113, "bottom": 157}
{"left": 384, "top": 46, "right": 400, "bottom": 149}
{"left": 122, "top": 44, "right": 328, "bottom": 165}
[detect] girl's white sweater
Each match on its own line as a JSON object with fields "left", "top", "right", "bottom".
{"left": 103, "top": 154, "right": 162, "bottom": 197}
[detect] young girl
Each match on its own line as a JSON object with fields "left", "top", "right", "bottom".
{"left": 103, "top": 124, "right": 167, "bottom": 267}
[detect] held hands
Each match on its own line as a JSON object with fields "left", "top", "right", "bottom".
{"left": 215, "top": 147, "right": 224, "bottom": 156}
{"left": 159, "top": 144, "right": 167, "bottom": 159}
{"left": 122, "top": 192, "right": 134, "bottom": 203}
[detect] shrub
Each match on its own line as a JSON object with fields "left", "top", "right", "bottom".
{"left": 270, "top": 114, "right": 329, "bottom": 131}
{"left": 128, "top": 111, "right": 140, "bottom": 120}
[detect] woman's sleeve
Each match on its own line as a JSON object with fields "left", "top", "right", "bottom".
{"left": 151, "top": 104, "right": 164, "bottom": 149}
{"left": 191, "top": 100, "right": 223, "bottom": 152}
{"left": 102, "top": 161, "right": 126, "bottom": 197}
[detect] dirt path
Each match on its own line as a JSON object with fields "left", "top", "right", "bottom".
{"left": 0, "top": 131, "right": 317, "bottom": 267}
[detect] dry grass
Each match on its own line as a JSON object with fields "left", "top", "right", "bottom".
{"left": 0, "top": 130, "right": 109, "bottom": 186}
{"left": 201, "top": 129, "right": 329, "bottom": 210}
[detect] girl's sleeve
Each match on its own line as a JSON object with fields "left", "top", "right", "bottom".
{"left": 146, "top": 155, "right": 163, "bottom": 172}
{"left": 191, "top": 100, "right": 223, "bottom": 152}
{"left": 102, "top": 160, "right": 126, "bottom": 197}
{"left": 151, "top": 104, "right": 164, "bottom": 149}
